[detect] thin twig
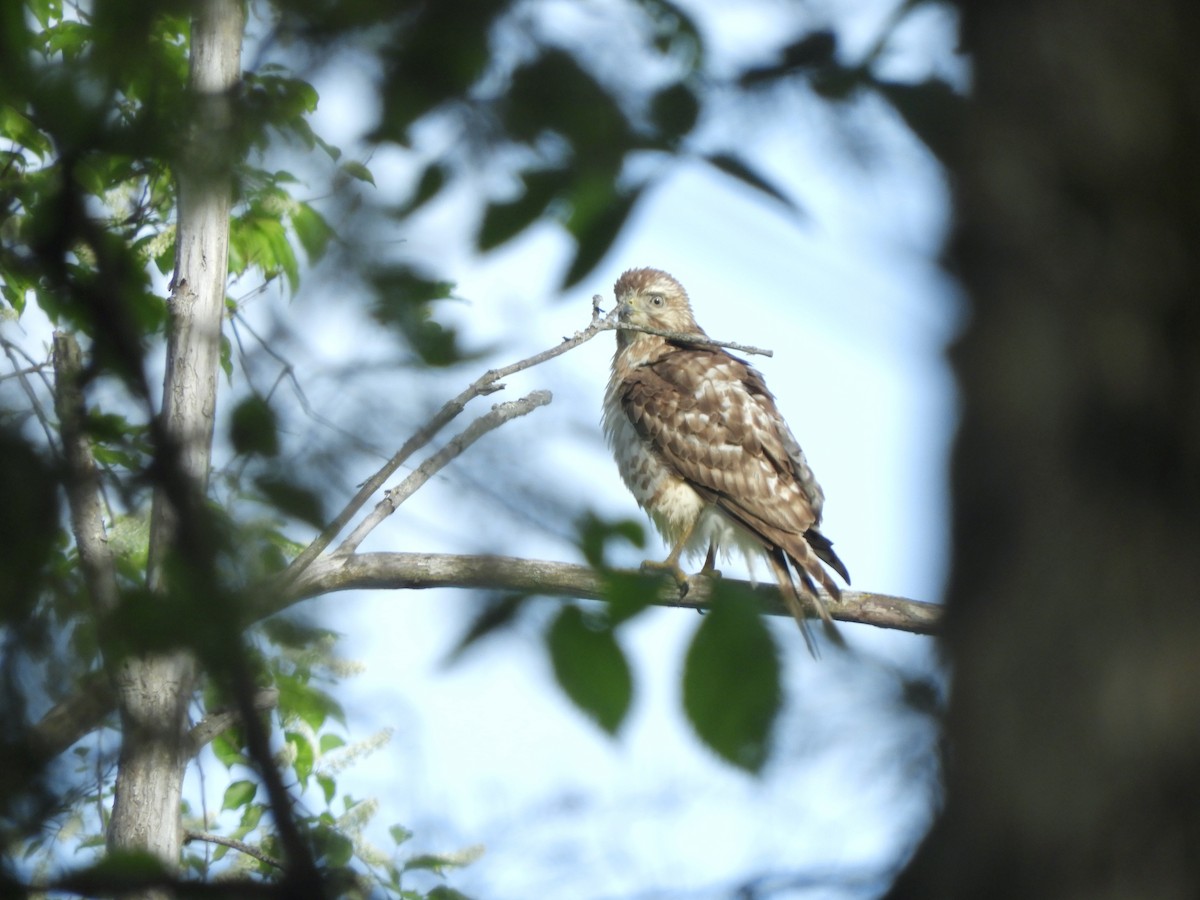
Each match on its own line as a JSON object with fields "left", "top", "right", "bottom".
{"left": 614, "top": 321, "right": 773, "bottom": 357}
{"left": 2, "top": 337, "right": 59, "bottom": 453}
{"left": 277, "top": 303, "right": 619, "bottom": 589}
{"left": 0, "top": 361, "right": 51, "bottom": 381}
{"left": 337, "top": 390, "right": 552, "bottom": 556}
{"left": 184, "top": 829, "right": 283, "bottom": 870}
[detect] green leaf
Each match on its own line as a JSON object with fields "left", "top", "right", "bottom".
{"left": 292, "top": 202, "right": 334, "bottom": 261}
{"left": 219, "top": 333, "right": 233, "bottom": 382}
{"left": 561, "top": 186, "right": 642, "bottom": 289}
{"left": 873, "top": 76, "right": 962, "bottom": 165}
{"left": 602, "top": 570, "right": 661, "bottom": 627}
{"left": 340, "top": 160, "right": 375, "bottom": 186}
{"left": 397, "top": 162, "right": 447, "bottom": 216}
{"left": 546, "top": 606, "right": 632, "bottom": 735}
{"left": 477, "top": 168, "right": 571, "bottom": 251}
{"left": 277, "top": 672, "right": 346, "bottom": 731}
{"left": 704, "top": 153, "right": 803, "bottom": 216}
{"left": 576, "top": 513, "right": 645, "bottom": 569}
{"left": 313, "top": 826, "right": 354, "bottom": 867}
{"left": 649, "top": 82, "right": 699, "bottom": 141}
{"left": 0, "top": 104, "right": 53, "bottom": 158}
{"left": 390, "top": 824, "right": 414, "bottom": 846}
{"left": 222, "top": 779, "right": 257, "bottom": 811}
{"left": 211, "top": 729, "right": 246, "bottom": 769}
{"left": 287, "top": 730, "right": 315, "bottom": 782}
{"left": 230, "top": 396, "right": 279, "bottom": 457}
{"left": 683, "top": 583, "right": 782, "bottom": 773}
{"left": 443, "top": 593, "right": 527, "bottom": 664}
{"left": 317, "top": 773, "right": 336, "bottom": 805}
{"left": 319, "top": 733, "right": 346, "bottom": 754}
{"left": 255, "top": 475, "right": 326, "bottom": 528}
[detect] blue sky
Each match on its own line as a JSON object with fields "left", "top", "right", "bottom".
{"left": 204, "top": 1, "right": 968, "bottom": 896}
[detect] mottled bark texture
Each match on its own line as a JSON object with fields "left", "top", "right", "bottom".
{"left": 107, "top": 0, "right": 244, "bottom": 870}
{"left": 891, "top": 1, "right": 1200, "bottom": 898}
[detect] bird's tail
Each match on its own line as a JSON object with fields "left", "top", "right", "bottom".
{"left": 765, "top": 546, "right": 845, "bottom": 658}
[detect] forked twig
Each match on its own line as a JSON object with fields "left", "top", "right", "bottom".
{"left": 278, "top": 303, "right": 618, "bottom": 587}
{"left": 337, "top": 390, "right": 552, "bottom": 556}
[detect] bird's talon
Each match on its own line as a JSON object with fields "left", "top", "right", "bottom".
{"left": 640, "top": 559, "right": 691, "bottom": 596}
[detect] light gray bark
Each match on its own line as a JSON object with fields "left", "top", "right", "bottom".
{"left": 106, "top": 0, "right": 244, "bottom": 869}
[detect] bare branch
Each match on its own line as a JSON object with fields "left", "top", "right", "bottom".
{"left": 278, "top": 304, "right": 618, "bottom": 588}
{"left": 2, "top": 337, "right": 59, "bottom": 452}
{"left": 29, "top": 669, "right": 114, "bottom": 759}
{"left": 283, "top": 553, "right": 942, "bottom": 635}
{"left": 184, "top": 829, "right": 283, "bottom": 869}
{"left": 337, "top": 390, "right": 552, "bottom": 555}
{"left": 29, "top": 552, "right": 938, "bottom": 765}
{"left": 52, "top": 332, "right": 120, "bottom": 615}
{"left": 186, "top": 687, "right": 280, "bottom": 757}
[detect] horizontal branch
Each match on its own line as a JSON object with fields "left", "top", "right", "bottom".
{"left": 185, "top": 829, "right": 283, "bottom": 869}
{"left": 282, "top": 552, "right": 941, "bottom": 635}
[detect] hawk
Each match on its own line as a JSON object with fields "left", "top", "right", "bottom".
{"left": 602, "top": 267, "right": 849, "bottom": 652}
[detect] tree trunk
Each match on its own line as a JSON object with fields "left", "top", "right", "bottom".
{"left": 891, "top": 0, "right": 1200, "bottom": 897}
{"left": 107, "top": 0, "right": 244, "bottom": 869}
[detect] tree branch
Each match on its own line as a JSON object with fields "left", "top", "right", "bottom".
{"left": 278, "top": 306, "right": 618, "bottom": 588}
{"left": 282, "top": 553, "right": 941, "bottom": 635}
{"left": 614, "top": 321, "right": 774, "bottom": 357}
{"left": 336, "top": 390, "right": 552, "bottom": 555}
{"left": 184, "top": 829, "right": 283, "bottom": 870}
{"left": 52, "top": 332, "right": 121, "bottom": 616}
{"left": 186, "top": 687, "right": 280, "bottom": 758}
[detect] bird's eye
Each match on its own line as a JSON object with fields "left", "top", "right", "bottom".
{"left": 648, "top": 294, "right": 665, "bottom": 307}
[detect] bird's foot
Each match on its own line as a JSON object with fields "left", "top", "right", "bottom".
{"left": 640, "top": 558, "right": 691, "bottom": 596}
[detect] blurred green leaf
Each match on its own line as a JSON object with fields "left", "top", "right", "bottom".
{"left": 255, "top": 475, "right": 326, "bottom": 528}
{"left": 683, "top": 583, "right": 781, "bottom": 772}
{"left": 317, "top": 773, "right": 336, "bottom": 805}
{"left": 649, "top": 82, "right": 699, "bottom": 142}
{"left": 230, "top": 395, "right": 279, "bottom": 457}
{"left": 704, "top": 154, "right": 803, "bottom": 216}
{"left": 602, "top": 570, "right": 661, "bottom": 627}
{"left": 287, "top": 730, "right": 314, "bottom": 782}
{"left": 444, "top": 593, "right": 528, "bottom": 664}
{"left": 547, "top": 606, "right": 632, "bottom": 734}
{"left": 562, "top": 186, "right": 642, "bottom": 289}
{"left": 873, "top": 76, "right": 962, "bottom": 164}
{"left": 576, "top": 513, "right": 645, "bottom": 569}
{"left": 221, "top": 779, "right": 257, "bottom": 811}
{"left": 339, "top": 160, "right": 375, "bottom": 186}
{"left": 478, "top": 168, "right": 571, "bottom": 252}
{"left": 292, "top": 202, "right": 334, "bottom": 260}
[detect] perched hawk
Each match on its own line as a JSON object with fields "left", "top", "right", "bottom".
{"left": 602, "top": 267, "right": 849, "bottom": 652}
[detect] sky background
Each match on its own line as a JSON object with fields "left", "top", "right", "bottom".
{"left": 222, "top": 2, "right": 965, "bottom": 895}
{"left": 3, "top": 0, "right": 964, "bottom": 897}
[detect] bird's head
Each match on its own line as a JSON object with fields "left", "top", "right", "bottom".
{"left": 612, "top": 268, "right": 704, "bottom": 345}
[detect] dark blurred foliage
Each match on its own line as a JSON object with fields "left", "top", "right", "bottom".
{"left": 889, "top": 0, "right": 1200, "bottom": 897}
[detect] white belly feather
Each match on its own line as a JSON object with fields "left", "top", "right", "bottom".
{"left": 602, "top": 383, "right": 760, "bottom": 571}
